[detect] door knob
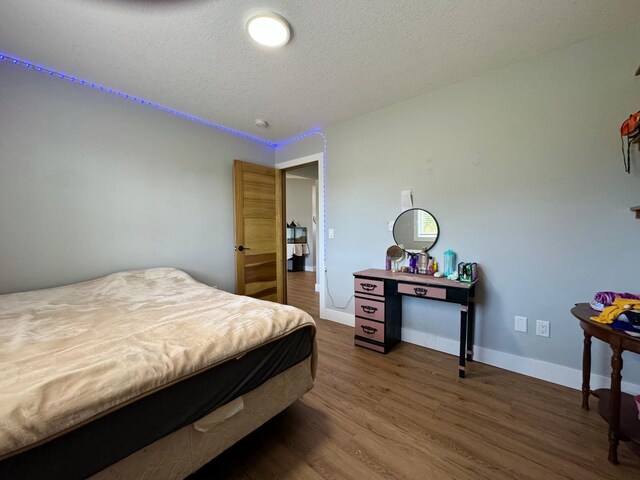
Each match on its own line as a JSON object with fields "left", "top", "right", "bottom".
{"left": 237, "top": 245, "right": 250, "bottom": 252}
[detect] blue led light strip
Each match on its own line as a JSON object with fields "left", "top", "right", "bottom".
{"left": 0, "top": 51, "right": 322, "bottom": 148}
{"left": 273, "top": 127, "right": 322, "bottom": 148}
{"left": 311, "top": 130, "right": 350, "bottom": 309}
{"left": 313, "top": 131, "right": 328, "bottom": 265}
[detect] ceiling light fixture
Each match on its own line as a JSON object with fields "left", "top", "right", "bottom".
{"left": 245, "top": 11, "right": 291, "bottom": 48}
{"left": 254, "top": 119, "right": 269, "bottom": 128}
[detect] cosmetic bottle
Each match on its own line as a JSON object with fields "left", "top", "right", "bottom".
{"left": 417, "top": 253, "right": 428, "bottom": 274}
{"left": 408, "top": 253, "right": 418, "bottom": 273}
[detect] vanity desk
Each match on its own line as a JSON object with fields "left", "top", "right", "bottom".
{"left": 353, "top": 268, "right": 477, "bottom": 378}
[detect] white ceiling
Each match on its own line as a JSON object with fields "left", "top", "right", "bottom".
{"left": 1, "top": 1, "right": 639, "bottom": 142}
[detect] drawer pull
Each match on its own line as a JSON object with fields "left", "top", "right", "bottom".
{"left": 361, "top": 325, "right": 378, "bottom": 335}
{"left": 361, "top": 305, "right": 378, "bottom": 314}
{"left": 414, "top": 287, "right": 428, "bottom": 296}
{"left": 360, "top": 283, "right": 377, "bottom": 292}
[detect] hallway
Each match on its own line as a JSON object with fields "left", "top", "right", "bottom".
{"left": 286, "top": 271, "right": 319, "bottom": 320}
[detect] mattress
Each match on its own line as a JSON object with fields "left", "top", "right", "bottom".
{"left": 0, "top": 268, "right": 316, "bottom": 477}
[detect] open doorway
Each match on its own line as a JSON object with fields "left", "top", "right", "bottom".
{"left": 283, "top": 163, "right": 319, "bottom": 319}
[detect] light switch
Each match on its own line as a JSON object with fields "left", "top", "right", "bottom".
{"left": 328, "top": 228, "right": 334, "bottom": 239}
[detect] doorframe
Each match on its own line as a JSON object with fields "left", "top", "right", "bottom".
{"left": 276, "top": 152, "right": 325, "bottom": 319}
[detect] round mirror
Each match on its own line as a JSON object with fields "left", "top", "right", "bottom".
{"left": 386, "top": 245, "right": 404, "bottom": 262}
{"left": 392, "top": 208, "right": 440, "bottom": 253}
{"left": 386, "top": 245, "right": 405, "bottom": 272}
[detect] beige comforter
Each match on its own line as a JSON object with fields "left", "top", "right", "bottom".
{"left": 0, "top": 268, "right": 315, "bottom": 459}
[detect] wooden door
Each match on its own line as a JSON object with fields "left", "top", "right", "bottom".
{"left": 233, "top": 160, "right": 285, "bottom": 303}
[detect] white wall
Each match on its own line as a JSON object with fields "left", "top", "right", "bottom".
{"left": 278, "top": 23, "right": 640, "bottom": 387}
{"left": 0, "top": 62, "right": 274, "bottom": 294}
{"left": 276, "top": 136, "right": 323, "bottom": 164}
{"left": 3, "top": 20, "right": 639, "bottom": 390}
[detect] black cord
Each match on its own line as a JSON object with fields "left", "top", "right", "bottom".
{"left": 622, "top": 135, "right": 632, "bottom": 174}
{"left": 324, "top": 269, "right": 353, "bottom": 310}
{"left": 627, "top": 136, "right": 632, "bottom": 174}
{"left": 622, "top": 135, "right": 628, "bottom": 173}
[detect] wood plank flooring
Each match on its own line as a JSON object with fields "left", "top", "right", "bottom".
{"left": 286, "top": 271, "right": 319, "bottom": 319}
{"left": 191, "top": 272, "right": 639, "bottom": 479}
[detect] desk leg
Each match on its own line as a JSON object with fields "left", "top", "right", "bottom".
{"left": 466, "top": 300, "right": 475, "bottom": 362}
{"left": 459, "top": 306, "right": 468, "bottom": 378}
{"left": 608, "top": 346, "right": 623, "bottom": 464}
{"left": 581, "top": 332, "right": 591, "bottom": 410}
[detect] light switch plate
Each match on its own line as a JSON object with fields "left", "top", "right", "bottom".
{"left": 515, "top": 316, "right": 527, "bottom": 333}
{"left": 328, "top": 228, "right": 334, "bottom": 239}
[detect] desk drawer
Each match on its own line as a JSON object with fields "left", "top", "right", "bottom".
{"left": 398, "top": 283, "right": 446, "bottom": 300}
{"left": 355, "top": 317, "right": 384, "bottom": 343}
{"left": 354, "top": 338, "right": 385, "bottom": 353}
{"left": 354, "top": 278, "right": 384, "bottom": 296}
{"left": 355, "top": 297, "right": 385, "bottom": 323}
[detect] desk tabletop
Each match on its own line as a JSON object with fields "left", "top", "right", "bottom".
{"left": 354, "top": 268, "right": 476, "bottom": 290}
{"left": 571, "top": 303, "right": 640, "bottom": 353}
{"left": 571, "top": 303, "right": 604, "bottom": 325}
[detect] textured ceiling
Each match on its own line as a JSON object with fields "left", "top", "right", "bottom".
{"left": 1, "top": 1, "right": 639, "bottom": 142}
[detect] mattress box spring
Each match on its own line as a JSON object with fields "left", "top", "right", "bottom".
{"left": 0, "top": 326, "right": 313, "bottom": 480}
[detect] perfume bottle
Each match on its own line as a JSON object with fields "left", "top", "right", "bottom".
{"left": 408, "top": 253, "right": 418, "bottom": 273}
{"left": 417, "top": 253, "right": 428, "bottom": 274}
{"left": 427, "top": 258, "right": 434, "bottom": 275}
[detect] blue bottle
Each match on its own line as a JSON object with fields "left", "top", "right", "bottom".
{"left": 443, "top": 250, "right": 456, "bottom": 277}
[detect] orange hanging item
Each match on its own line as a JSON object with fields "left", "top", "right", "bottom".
{"left": 621, "top": 112, "right": 640, "bottom": 137}
{"left": 620, "top": 112, "right": 640, "bottom": 174}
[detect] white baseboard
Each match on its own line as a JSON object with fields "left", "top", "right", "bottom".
{"left": 322, "top": 308, "right": 355, "bottom": 327}
{"left": 322, "top": 310, "right": 640, "bottom": 395}
{"left": 305, "top": 266, "right": 316, "bottom": 272}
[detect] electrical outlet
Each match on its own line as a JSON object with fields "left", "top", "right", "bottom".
{"left": 536, "top": 320, "right": 550, "bottom": 338}
{"left": 514, "top": 316, "right": 527, "bottom": 333}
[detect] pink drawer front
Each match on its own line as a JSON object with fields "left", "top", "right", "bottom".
{"left": 355, "top": 297, "right": 385, "bottom": 323}
{"left": 354, "top": 338, "right": 385, "bottom": 353}
{"left": 355, "top": 317, "right": 384, "bottom": 343}
{"left": 398, "top": 283, "right": 447, "bottom": 300}
{"left": 354, "top": 278, "right": 384, "bottom": 296}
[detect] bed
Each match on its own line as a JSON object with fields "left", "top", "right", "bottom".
{"left": 0, "top": 268, "right": 317, "bottom": 479}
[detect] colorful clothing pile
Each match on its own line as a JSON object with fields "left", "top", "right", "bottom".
{"left": 590, "top": 298, "right": 640, "bottom": 324}
{"left": 590, "top": 291, "right": 640, "bottom": 311}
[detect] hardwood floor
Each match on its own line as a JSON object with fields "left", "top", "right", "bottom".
{"left": 192, "top": 273, "right": 639, "bottom": 479}
{"left": 286, "top": 270, "right": 319, "bottom": 318}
